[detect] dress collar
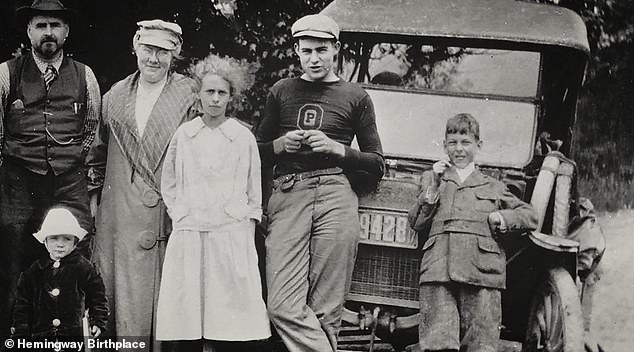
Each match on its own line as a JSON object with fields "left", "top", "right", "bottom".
{"left": 36, "top": 249, "right": 81, "bottom": 269}
{"left": 183, "top": 116, "right": 242, "bottom": 141}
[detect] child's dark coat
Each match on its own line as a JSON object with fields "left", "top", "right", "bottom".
{"left": 11, "top": 250, "right": 108, "bottom": 337}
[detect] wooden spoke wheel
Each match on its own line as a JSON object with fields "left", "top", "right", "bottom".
{"left": 524, "top": 268, "right": 584, "bottom": 352}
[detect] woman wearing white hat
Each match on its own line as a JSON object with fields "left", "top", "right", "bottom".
{"left": 86, "top": 19, "right": 198, "bottom": 351}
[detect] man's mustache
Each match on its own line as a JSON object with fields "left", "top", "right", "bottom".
{"left": 40, "top": 36, "right": 57, "bottom": 43}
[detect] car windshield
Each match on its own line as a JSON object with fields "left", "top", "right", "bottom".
{"left": 342, "top": 42, "right": 541, "bottom": 167}
{"left": 341, "top": 43, "right": 540, "bottom": 97}
{"left": 364, "top": 90, "right": 537, "bottom": 166}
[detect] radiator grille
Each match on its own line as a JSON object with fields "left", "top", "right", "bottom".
{"left": 350, "top": 244, "right": 421, "bottom": 303}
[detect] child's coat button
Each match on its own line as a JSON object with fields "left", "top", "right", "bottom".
{"left": 51, "top": 288, "right": 60, "bottom": 296}
{"left": 52, "top": 319, "right": 61, "bottom": 327}
{"left": 53, "top": 261, "right": 60, "bottom": 268}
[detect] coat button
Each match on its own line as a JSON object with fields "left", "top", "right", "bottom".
{"left": 138, "top": 230, "right": 157, "bottom": 250}
{"left": 141, "top": 189, "right": 161, "bottom": 208}
{"left": 51, "top": 288, "right": 60, "bottom": 296}
{"left": 52, "top": 319, "right": 61, "bottom": 327}
{"left": 53, "top": 261, "right": 60, "bottom": 268}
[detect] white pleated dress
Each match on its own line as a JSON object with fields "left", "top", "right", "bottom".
{"left": 156, "top": 117, "right": 271, "bottom": 341}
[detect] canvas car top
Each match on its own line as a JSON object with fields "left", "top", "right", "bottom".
{"left": 321, "top": 0, "right": 590, "bottom": 55}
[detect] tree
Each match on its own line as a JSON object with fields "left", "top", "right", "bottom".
{"left": 1, "top": 0, "right": 630, "bottom": 208}
{"left": 534, "top": 0, "right": 634, "bottom": 209}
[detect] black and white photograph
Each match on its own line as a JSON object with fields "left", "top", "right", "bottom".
{"left": 0, "top": 0, "right": 631, "bottom": 351}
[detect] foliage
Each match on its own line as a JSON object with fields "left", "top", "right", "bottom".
{"left": 1, "top": 0, "right": 331, "bottom": 124}
{"left": 338, "top": 41, "right": 469, "bottom": 91}
{"left": 572, "top": 57, "right": 634, "bottom": 210}
{"left": 204, "top": 0, "right": 633, "bottom": 210}
{"left": 172, "top": 0, "right": 332, "bottom": 125}
{"left": 529, "top": 0, "right": 634, "bottom": 209}
{"left": 1, "top": 0, "right": 631, "bottom": 209}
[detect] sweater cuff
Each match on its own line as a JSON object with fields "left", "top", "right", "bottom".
{"left": 340, "top": 146, "right": 384, "bottom": 177}
{"left": 342, "top": 145, "right": 360, "bottom": 166}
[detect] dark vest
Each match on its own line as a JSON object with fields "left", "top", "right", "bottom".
{"left": 4, "top": 54, "right": 87, "bottom": 175}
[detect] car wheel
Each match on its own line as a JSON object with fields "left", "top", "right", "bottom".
{"left": 523, "top": 267, "right": 584, "bottom": 352}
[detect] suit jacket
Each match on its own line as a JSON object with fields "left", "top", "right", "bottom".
{"left": 408, "top": 167, "right": 538, "bottom": 289}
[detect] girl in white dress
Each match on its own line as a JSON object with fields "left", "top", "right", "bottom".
{"left": 156, "top": 55, "right": 270, "bottom": 351}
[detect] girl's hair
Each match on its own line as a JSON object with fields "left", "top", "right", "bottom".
{"left": 191, "top": 54, "right": 258, "bottom": 96}
{"left": 445, "top": 113, "right": 480, "bottom": 141}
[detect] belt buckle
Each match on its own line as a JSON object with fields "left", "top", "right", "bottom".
{"left": 280, "top": 174, "right": 296, "bottom": 192}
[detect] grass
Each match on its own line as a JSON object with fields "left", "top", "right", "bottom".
{"left": 577, "top": 175, "right": 633, "bottom": 212}
{"left": 571, "top": 67, "right": 633, "bottom": 212}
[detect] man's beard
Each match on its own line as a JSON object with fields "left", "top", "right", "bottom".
{"left": 33, "top": 39, "right": 62, "bottom": 59}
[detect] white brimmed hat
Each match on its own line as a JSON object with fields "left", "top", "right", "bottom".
{"left": 291, "top": 14, "right": 340, "bottom": 40}
{"left": 135, "top": 19, "right": 183, "bottom": 54}
{"left": 33, "top": 208, "right": 87, "bottom": 243}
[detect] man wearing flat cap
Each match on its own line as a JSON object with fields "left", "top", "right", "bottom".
{"left": 0, "top": 0, "right": 100, "bottom": 338}
{"left": 257, "top": 13, "right": 384, "bottom": 352}
{"left": 87, "top": 19, "right": 197, "bottom": 351}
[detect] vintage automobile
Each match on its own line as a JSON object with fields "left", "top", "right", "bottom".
{"left": 315, "top": 0, "right": 603, "bottom": 351}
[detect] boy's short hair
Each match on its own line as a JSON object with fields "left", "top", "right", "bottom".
{"left": 446, "top": 113, "right": 480, "bottom": 141}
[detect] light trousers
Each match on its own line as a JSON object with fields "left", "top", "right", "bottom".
{"left": 265, "top": 174, "right": 360, "bottom": 352}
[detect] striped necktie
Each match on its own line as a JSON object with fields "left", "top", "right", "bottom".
{"left": 43, "top": 64, "right": 57, "bottom": 91}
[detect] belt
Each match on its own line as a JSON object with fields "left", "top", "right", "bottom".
{"left": 274, "top": 167, "right": 343, "bottom": 192}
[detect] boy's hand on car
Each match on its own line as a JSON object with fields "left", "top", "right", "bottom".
{"left": 91, "top": 325, "right": 101, "bottom": 337}
{"left": 431, "top": 160, "right": 452, "bottom": 186}
{"left": 274, "top": 130, "right": 305, "bottom": 154}
{"left": 488, "top": 212, "right": 504, "bottom": 234}
{"left": 303, "top": 130, "right": 345, "bottom": 157}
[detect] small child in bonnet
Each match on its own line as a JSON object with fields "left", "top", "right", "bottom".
{"left": 11, "top": 207, "right": 108, "bottom": 341}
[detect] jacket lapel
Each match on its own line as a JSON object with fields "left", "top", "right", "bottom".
{"left": 107, "top": 73, "right": 144, "bottom": 176}
{"left": 139, "top": 73, "right": 197, "bottom": 174}
{"left": 441, "top": 167, "right": 489, "bottom": 188}
{"left": 460, "top": 168, "right": 489, "bottom": 188}
{"left": 441, "top": 167, "right": 462, "bottom": 186}
{"left": 109, "top": 73, "right": 141, "bottom": 141}
{"left": 107, "top": 72, "right": 196, "bottom": 189}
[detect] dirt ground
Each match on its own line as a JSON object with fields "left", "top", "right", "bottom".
{"left": 589, "top": 210, "right": 634, "bottom": 352}
{"left": 340, "top": 211, "right": 634, "bottom": 352}
{"left": 405, "top": 210, "right": 634, "bottom": 352}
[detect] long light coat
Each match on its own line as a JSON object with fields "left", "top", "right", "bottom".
{"left": 87, "top": 71, "right": 197, "bottom": 349}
